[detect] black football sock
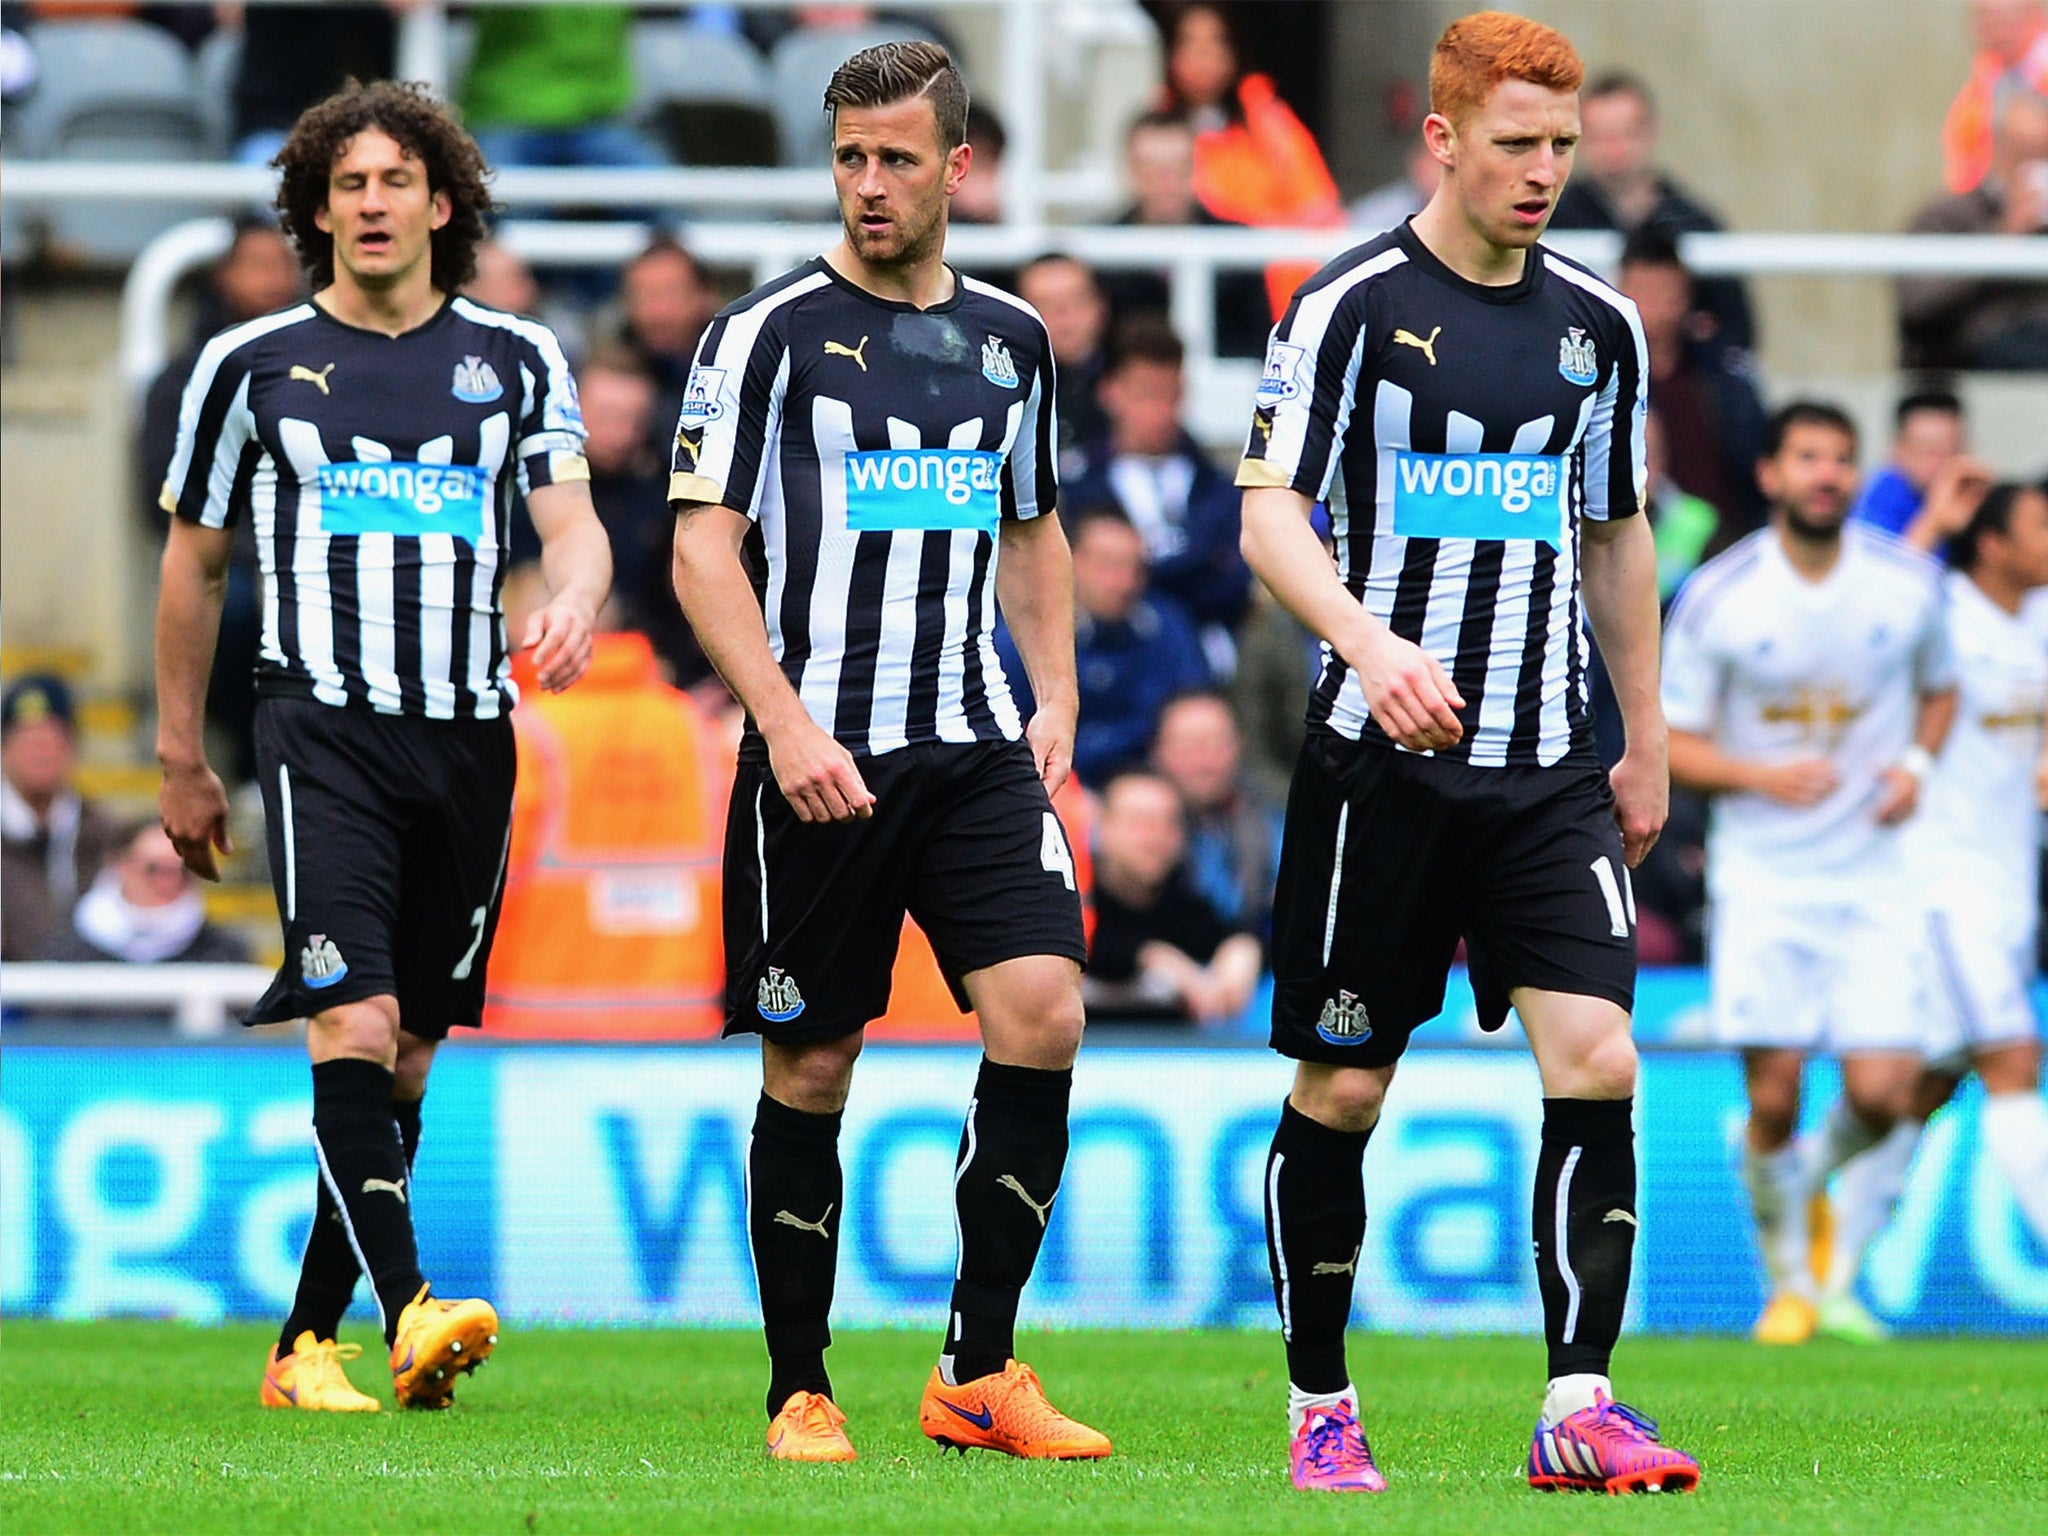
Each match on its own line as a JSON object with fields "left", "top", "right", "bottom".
{"left": 1533, "top": 1097, "right": 1637, "bottom": 1380}
{"left": 279, "top": 1093, "right": 424, "bottom": 1354}
{"left": 749, "top": 1093, "right": 845, "bottom": 1419}
{"left": 943, "top": 1059, "right": 1073, "bottom": 1385}
{"left": 1266, "top": 1099, "right": 1373, "bottom": 1395}
{"left": 309, "top": 1058, "right": 425, "bottom": 1347}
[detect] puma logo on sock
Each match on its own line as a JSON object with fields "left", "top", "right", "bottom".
{"left": 361, "top": 1178, "right": 407, "bottom": 1203}
{"left": 998, "top": 1174, "right": 1055, "bottom": 1228}
{"left": 1604, "top": 1209, "right": 1638, "bottom": 1226}
{"left": 1311, "top": 1244, "right": 1360, "bottom": 1277}
{"left": 773, "top": 1204, "right": 834, "bottom": 1238}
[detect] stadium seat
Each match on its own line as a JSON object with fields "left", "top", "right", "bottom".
{"left": 630, "top": 20, "right": 778, "bottom": 167}
{"left": 769, "top": 23, "right": 941, "bottom": 169}
{"left": 444, "top": 16, "right": 476, "bottom": 98}
{"left": 191, "top": 25, "right": 239, "bottom": 157}
{"left": 18, "top": 21, "right": 211, "bottom": 263}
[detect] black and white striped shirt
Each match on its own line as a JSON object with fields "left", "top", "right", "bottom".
{"left": 162, "top": 296, "right": 587, "bottom": 720}
{"left": 1237, "top": 221, "right": 1649, "bottom": 768}
{"left": 668, "top": 257, "right": 1057, "bottom": 758}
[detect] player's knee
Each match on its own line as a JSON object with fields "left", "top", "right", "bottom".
{"left": 1293, "top": 1067, "right": 1388, "bottom": 1133}
{"left": 391, "top": 1034, "right": 438, "bottom": 1101}
{"left": 307, "top": 996, "right": 401, "bottom": 1067}
{"left": 1573, "top": 1031, "right": 1639, "bottom": 1100}
{"left": 1015, "top": 985, "right": 1085, "bottom": 1061}
{"left": 764, "top": 1034, "right": 863, "bottom": 1114}
{"left": 1843, "top": 1079, "right": 1907, "bottom": 1131}
{"left": 974, "top": 962, "right": 1086, "bottom": 1069}
{"left": 1976, "top": 1042, "right": 2039, "bottom": 1096}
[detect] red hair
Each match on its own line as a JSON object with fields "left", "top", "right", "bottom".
{"left": 1430, "top": 11, "right": 1584, "bottom": 127}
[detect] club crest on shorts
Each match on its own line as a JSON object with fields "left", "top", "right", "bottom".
{"left": 451, "top": 355, "right": 504, "bottom": 403}
{"left": 981, "top": 334, "right": 1019, "bottom": 389}
{"left": 1315, "top": 989, "right": 1371, "bottom": 1046}
{"left": 757, "top": 966, "right": 806, "bottom": 1022}
{"left": 301, "top": 934, "right": 349, "bottom": 990}
{"left": 1557, "top": 327, "right": 1599, "bottom": 386}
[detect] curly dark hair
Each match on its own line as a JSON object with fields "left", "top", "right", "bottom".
{"left": 273, "top": 80, "right": 496, "bottom": 295}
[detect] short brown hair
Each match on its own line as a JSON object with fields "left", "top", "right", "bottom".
{"left": 1430, "top": 11, "right": 1584, "bottom": 128}
{"left": 577, "top": 342, "right": 653, "bottom": 386}
{"left": 273, "top": 79, "right": 496, "bottom": 294}
{"left": 822, "top": 40, "right": 969, "bottom": 151}
{"left": 1107, "top": 313, "right": 1186, "bottom": 373}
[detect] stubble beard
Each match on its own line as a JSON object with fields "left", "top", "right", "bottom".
{"left": 1780, "top": 496, "right": 1848, "bottom": 546}
{"left": 845, "top": 198, "right": 946, "bottom": 274}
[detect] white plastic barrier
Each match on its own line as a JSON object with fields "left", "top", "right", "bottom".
{"left": 1, "top": 962, "right": 275, "bottom": 1038}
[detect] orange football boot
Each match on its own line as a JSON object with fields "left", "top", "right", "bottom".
{"left": 260, "top": 1332, "right": 380, "bottom": 1412}
{"left": 919, "top": 1360, "right": 1112, "bottom": 1459}
{"left": 766, "top": 1390, "right": 857, "bottom": 1461}
{"left": 1753, "top": 1291, "right": 1818, "bottom": 1345}
{"left": 389, "top": 1286, "right": 498, "bottom": 1409}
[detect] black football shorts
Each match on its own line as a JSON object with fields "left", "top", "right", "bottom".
{"left": 722, "top": 737, "right": 1088, "bottom": 1044}
{"left": 1269, "top": 732, "right": 1637, "bottom": 1067}
{"left": 247, "top": 696, "right": 516, "bottom": 1036}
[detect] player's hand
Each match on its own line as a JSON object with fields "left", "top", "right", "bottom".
{"left": 2035, "top": 749, "right": 2048, "bottom": 811}
{"left": 1608, "top": 741, "right": 1669, "bottom": 869}
{"left": 1914, "top": 457, "right": 1995, "bottom": 540}
{"left": 2001, "top": 162, "right": 2048, "bottom": 234}
{"left": 1872, "top": 765, "right": 1920, "bottom": 825}
{"left": 520, "top": 599, "right": 597, "bottom": 692}
{"left": 1024, "top": 700, "right": 1076, "bottom": 797}
{"left": 1350, "top": 626, "right": 1465, "bottom": 753}
{"left": 159, "top": 757, "right": 232, "bottom": 882}
{"left": 1752, "top": 756, "right": 1839, "bottom": 807}
{"left": 766, "top": 716, "right": 875, "bottom": 823}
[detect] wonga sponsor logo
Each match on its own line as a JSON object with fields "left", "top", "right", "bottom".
{"left": 317, "top": 461, "right": 489, "bottom": 542}
{"left": 844, "top": 449, "right": 1002, "bottom": 533}
{"left": 8, "top": 1042, "right": 2048, "bottom": 1333}
{"left": 1390, "top": 452, "right": 1565, "bottom": 546}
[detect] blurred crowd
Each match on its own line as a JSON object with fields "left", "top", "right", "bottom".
{"left": 4, "top": 0, "right": 2047, "bottom": 1029}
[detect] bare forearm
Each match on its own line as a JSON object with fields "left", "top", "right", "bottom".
{"left": 540, "top": 511, "right": 611, "bottom": 619}
{"left": 1240, "top": 487, "right": 1376, "bottom": 655}
{"left": 155, "top": 529, "right": 229, "bottom": 766}
{"left": 996, "top": 516, "right": 1078, "bottom": 712}
{"left": 1668, "top": 729, "right": 1760, "bottom": 795}
{"left": 672, "top": 514, "right": 810, "bottom": 735}
{"left": 1581, "top": 516, "right": 1666, "bottom": 747}
{"left": 1915, "top": 687, "right": 1957, "bottom": 755}
{"left": 529, "top": 483, "right": 612, "bottom": 619}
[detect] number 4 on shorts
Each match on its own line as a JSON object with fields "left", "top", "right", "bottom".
{"left": 1040, "top": 812, "right": 1076, "bottom": 891}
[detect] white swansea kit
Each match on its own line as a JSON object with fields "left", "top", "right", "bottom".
{"left": 1662, "top": 526, "right": 1955, "bottom": 1051}
{"left": 1902, "top": 574, "right": 2047, "bottom": 1060}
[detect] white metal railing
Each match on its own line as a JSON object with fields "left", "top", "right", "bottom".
{"left": 114, "top": 215, "right": 2048, "bottom": 408}
{"left": 1, "top": 962, "right": 277, "bottom": 1037}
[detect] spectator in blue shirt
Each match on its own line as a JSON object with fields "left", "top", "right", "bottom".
{"left": 998, "top": 503, "right": 1208, "bottom": 786}
{"left": 1851, "top": 387, "right": 1967, "bottom": 539}
{"left": 1063, "top": 316, "right": 1250, "bottom": 672}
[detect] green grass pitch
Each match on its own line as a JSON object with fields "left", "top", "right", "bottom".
{"left": 3, "top": 1323, "right": 2044, "bottom": 1534}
